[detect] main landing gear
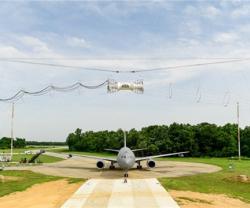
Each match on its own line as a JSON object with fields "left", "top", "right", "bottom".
{"left": 136, "top": 161, "right": 142, "bottom": 169}
{"left": 109, "top": 162, "right": 115, "bottom": 169}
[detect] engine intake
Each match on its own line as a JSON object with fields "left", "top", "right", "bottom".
{"left": 96, "top": 160, "right": 105, "bottom": 169}
{"left": 147, "top": 159, "right": 156, "bottom": 168}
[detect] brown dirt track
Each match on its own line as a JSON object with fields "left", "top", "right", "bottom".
{"left": 0, "top": 180, "right": 82, "bottom": 208}
{"left": 170, "top": 190, "right": 250, "bottom": 208}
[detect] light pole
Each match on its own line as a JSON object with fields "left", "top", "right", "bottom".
{"left": 237, "top": 102, "right": 241, "bottom": 160}
{"left": 10, "top": 103, "right": 14, "bottom": 160}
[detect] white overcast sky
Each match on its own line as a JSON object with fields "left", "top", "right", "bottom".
{"left": 1, "top": 1, "right": 250, "bottom": 141}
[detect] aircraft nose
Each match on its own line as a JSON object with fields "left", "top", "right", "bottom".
{"left": 125, "top": 158, "right": 134, "bottom": 167}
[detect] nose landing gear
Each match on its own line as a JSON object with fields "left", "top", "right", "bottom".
{"left": 124, "top": 172, "right": 128, "bottom": 183}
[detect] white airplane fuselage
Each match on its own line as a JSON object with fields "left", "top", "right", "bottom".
{"left": 117, "top": 147, "right": 135, "bottom": 170}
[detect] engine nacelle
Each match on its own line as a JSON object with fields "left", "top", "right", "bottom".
{"left": 147, "top": 159, "right": 156, "bottom": 168}
{"left": 96, "top": 160, "right": 105, "bottom": 169}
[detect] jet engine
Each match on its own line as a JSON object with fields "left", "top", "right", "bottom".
{"left": 147, "top": 159, "right": 156, "bottom": 168}
{"left": 96, "top": 160, "right": 105, "bottom": 169}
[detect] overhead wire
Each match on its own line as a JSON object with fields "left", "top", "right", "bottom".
{"left": 1, "top": 57, "right": 250, "bottom": 73}
{"left": 2, "top": 57, "right": 250, "bottom": 105}
{"left": 0, "top": 80, "right": 108, "bottom": 103}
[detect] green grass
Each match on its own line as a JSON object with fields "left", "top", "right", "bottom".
{"left": 0, "top": 170, "right": 85, "bottom": 197}
{"left": 0, "top": 146, "right": 66, "bottom": 154}
{"left": 0, "top": 170, "right": 61, "bottom": 197}
{"left": 1, "top": 147, "right": 65, "bottom": 164}
{"left": 159, "top": 157, "right": 250, "bottom": 202}
{"left": 11, "top": 154, "right": 64, "bottom": 163}
{"left": 67, "top": 177, "right": 85, "bottom": 184}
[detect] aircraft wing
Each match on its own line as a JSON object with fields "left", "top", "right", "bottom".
{"left": 69, "top": 153, "right": 117, "bottom": 162}
{"left": 131, "top": 148, "right": 146, "bottom": 152}
{"left": 104, "top": 149, "right": 119, "bottom": 152}
{"left": 135, "top": 151, "right": 189, "bottom": 162}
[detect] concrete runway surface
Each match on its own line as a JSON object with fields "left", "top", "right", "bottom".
{"left": 61, "top": 178, "right": 180, "bottom": 208}
{"left": 6, "top": 152, "right": 221, "bottom": 179}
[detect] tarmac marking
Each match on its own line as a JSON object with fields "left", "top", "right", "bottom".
{"left": 82, "top": 179, "right": 114, "bottom": 208}
{"left": 146, "top": 178, "right": 180, "bottom": 208}
{"left": 61, "top": 178, "right": 180, "bottom": 208}
{"left": 131, "top": 179, "right": 159, "bottom": 208}
{"left": 60, "top": 179, "right": 98, "bottom": 208}
{"left": 107, "top": 179, "right": 134, "bottom": 207}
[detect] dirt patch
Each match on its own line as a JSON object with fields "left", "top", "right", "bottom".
{"left": 0, "top": 175, "right": 22, "bottom": 182}
{"left": 0, "top": 179, "right": 82, "bottom": 208}
{"left": 170, "top": 190, "right": 250, "bottom": 208}
{"left": 226, "top": 175, "right": 250, "bottom": 184}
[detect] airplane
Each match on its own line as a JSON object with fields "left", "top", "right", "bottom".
{"left": 69, "top": 131, "right": 189, "bottom": 179}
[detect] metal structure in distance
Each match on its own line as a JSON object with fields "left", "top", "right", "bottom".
{"left": 107, "top": 80, "right": 144, "bottom": 94}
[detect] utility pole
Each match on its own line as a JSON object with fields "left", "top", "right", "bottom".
{"left": 237, "top": 102, "right": 241, "bottom": 160}
{"left": 10, "top": 103, "right": 14, "bottom": 160}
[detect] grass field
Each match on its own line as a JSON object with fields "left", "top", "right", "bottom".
{"left": 11, "top": 154, "right": 64, "bottom": 163}
{"left": 0, "top": 170, "right": 85, "bottom": 197}
{"left": 0, "top": 147, "right": 65, "bottom": 164}
{"left": 0, "top": 146, "right": 66, "bottom": 154}
{"left": 159, "top": 157, "right": 250, "bottom": 202}
{"left": 0, "top": 170, "right": 61, "bottom": 197}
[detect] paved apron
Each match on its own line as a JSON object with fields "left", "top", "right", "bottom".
{"left": 61, "top": 178, "right": 180, "bottom": 208}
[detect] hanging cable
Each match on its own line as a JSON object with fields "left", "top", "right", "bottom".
{"left": 196, "top": 86, "right": 202, "bottom": 103}
{"left": 168, "top": 83, "right": 173, "bottom": 99}
{"left": 0, "top": 80, "right": 108, "bottom": 103}
{"left": 223, "top": 91, "right": 231, "bottom": 107}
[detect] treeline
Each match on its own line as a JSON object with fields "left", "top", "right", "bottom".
{"left": 26, "top": 141, "right": 66, "bottom": 146}
{"left": 0, "top": 137, "right": 26, "bottom": 149}
{"left": 0, "top": 138, "right": 66, "bottom": 149}
{"left": 66, "top": 123, "right": 250, "bottom": 157}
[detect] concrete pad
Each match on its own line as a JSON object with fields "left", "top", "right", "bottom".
{"left": 61, "top": 178, "right": 180, "bottom": 208}
{"left": 7, "top": 152, "right": 221, "bottom": 179}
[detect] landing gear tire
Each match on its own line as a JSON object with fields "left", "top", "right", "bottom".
{"left": 137, "top": 165, "right": 142, "bottom": 169}
{"left": 109, "top": 165, "right": 115, "bottom": 170}
{"left": 124, "top": 172, "right": 128, "bottom": 183}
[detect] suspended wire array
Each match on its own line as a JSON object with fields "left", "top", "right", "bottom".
{"left": 164, "top": 85, "right": 233, "bottom": 107}
{"left": 195, "top": 86, "right": 202, "bottom": 103}
{"left": 1, "top": 57, "right": 250, "bottom": 105}
{"left": 1, "top": 57, "right": 250, "bottom": 73}
{"left": 0, "top": 80, "right": 108, "bottom": 103}
{"left": 168, "top": 83, "right": 173, "bottom": 99}
{"left": 223, "top": 91, "right": 231, "bottom": 107}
